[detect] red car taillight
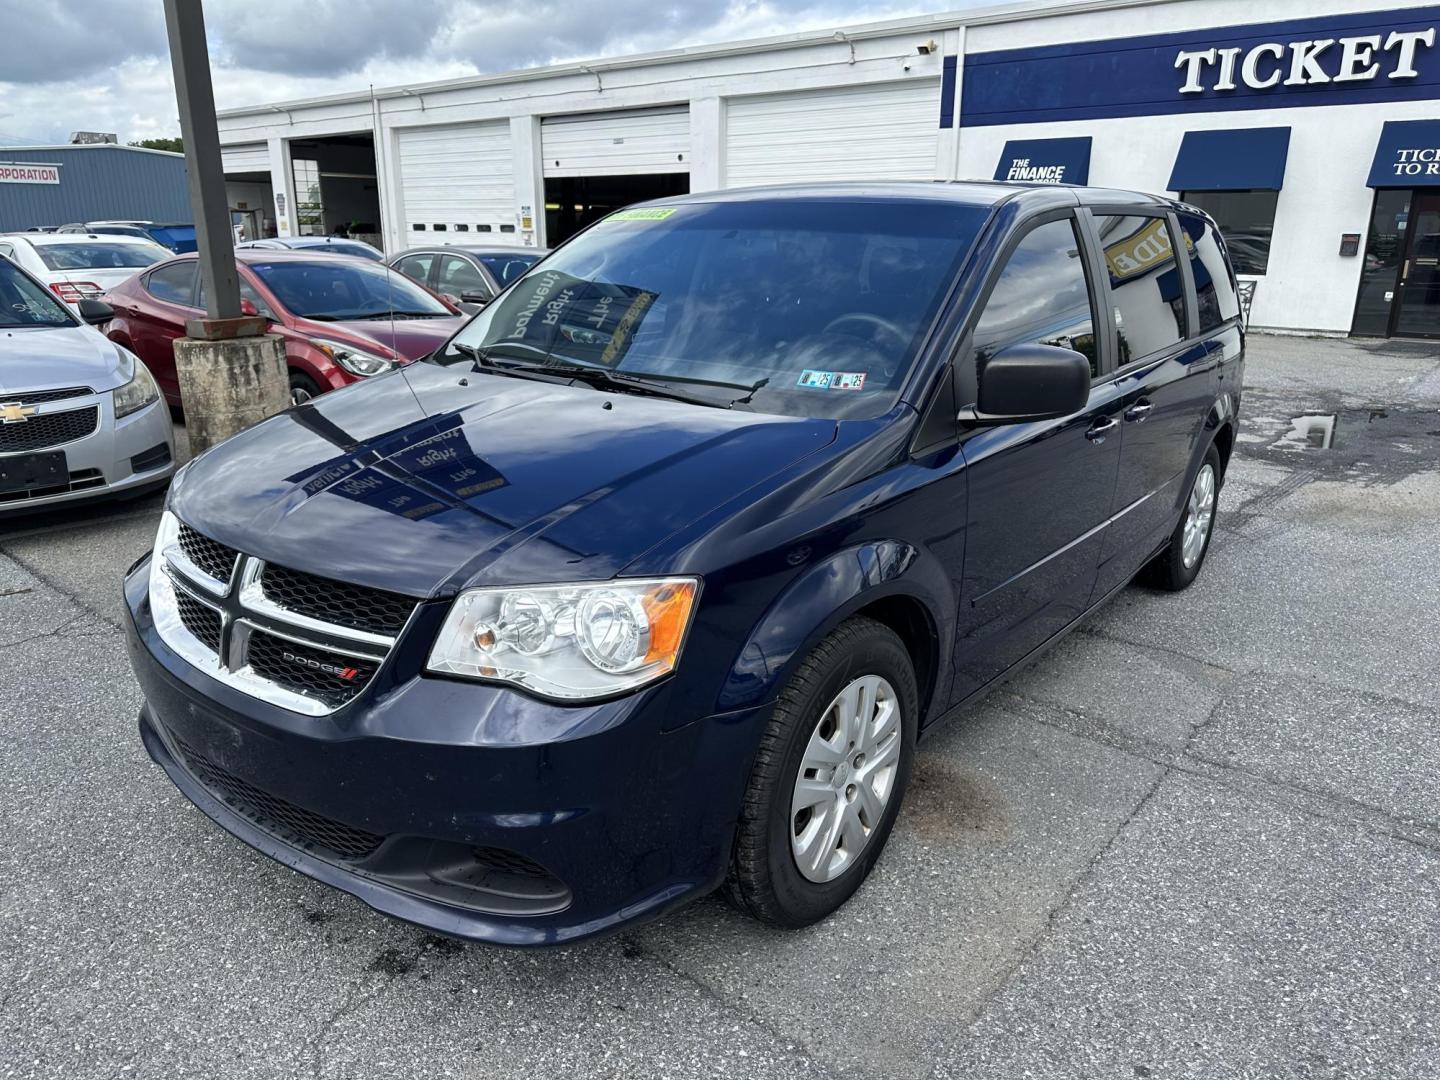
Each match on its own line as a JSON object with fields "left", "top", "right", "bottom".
{"left": 50, "top": 281, "right": 102, "bottom": 303}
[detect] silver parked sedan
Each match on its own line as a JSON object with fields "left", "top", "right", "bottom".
{"left": 0, "top": 254, "right": 174, "bottom": 513}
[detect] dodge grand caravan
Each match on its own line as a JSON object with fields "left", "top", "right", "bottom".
{"left": 123, "top": 183, "right": 1244, "bottom": 946}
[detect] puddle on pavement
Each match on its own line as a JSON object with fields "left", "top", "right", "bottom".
{"left": 1280, "top": 413, "right": 1337, "bottom": 450}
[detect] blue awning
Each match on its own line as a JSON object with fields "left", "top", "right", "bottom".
{"left": 1368, "top": 120, "right": 1440, "bottom": 188}
{"left": 1167, "top": 127, "right": 1291, "bottom": 192}
{"left": 994, "top": 137, "right": 1091, "bottom": 185}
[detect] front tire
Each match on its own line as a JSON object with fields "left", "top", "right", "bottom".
{"left": 289, "top": 371, "right": 321, "bottom": 406}
{"left": 1148, "top": 442, "right": 1221, "bottom": 591}
{"left": 725, "top": 616, "right": 917, "bottom": 928}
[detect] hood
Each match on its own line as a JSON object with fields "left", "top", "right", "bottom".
{"left": 302, "top": 315, "right": 468, "bottom": 362}
{"left": 170, "top": 360, "right": 837, "bottom": 598}
{"left": 0, "top": 323, "right": 128, "bottom": 395}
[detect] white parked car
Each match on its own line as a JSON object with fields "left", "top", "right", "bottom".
{"left": 0, "top": 255, "right": 174, "bottom": 512}
{"left": 0, "top": 232, "right": 170, "bottom": 306}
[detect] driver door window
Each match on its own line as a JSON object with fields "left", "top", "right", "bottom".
{"left": 971, "top": 217, "right": 1098, "bottom": 390}
{"left": 436, "top": 254, "right": 491, "bottom": 301}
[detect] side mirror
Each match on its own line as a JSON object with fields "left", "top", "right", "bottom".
{"left": 967, "top": 343, "right": 1090, "bottom": 425}
{"left": 460, "top": 292, "right": 489, "bottom": 306}
{"left": 240, "top": 298, "right": 259, "bottom": 318}
{"left": 76, "top": 298, "right": 114, "bottom": 326}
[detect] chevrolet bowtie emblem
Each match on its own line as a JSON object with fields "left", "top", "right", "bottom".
{"left": 0, "top": 402, "right": 38, "bottom": 424}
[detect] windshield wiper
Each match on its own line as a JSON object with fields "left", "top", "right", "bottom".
{"left": 456, "top": 344, "right": 748, "bottom": 409}
{"left": 615, "top": 370, "right": 769, "bottom": 406}
{"left": 354, "top": 310, "right": 445, "bottom": 320}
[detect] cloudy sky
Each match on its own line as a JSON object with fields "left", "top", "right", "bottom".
{"left": 1, "top": 0, "right": 969, "bottom": 145}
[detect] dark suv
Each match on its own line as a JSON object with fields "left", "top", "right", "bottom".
{"left": 123, "top": 182, "right": 1243, "bottom": 946}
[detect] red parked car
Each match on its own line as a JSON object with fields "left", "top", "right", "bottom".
{"left": 103, "top": 250, "right": 467, "bottom": 406}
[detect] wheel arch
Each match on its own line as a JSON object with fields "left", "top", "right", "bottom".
{"left": 715, "top": 541, "right": 952, "bottom": 725}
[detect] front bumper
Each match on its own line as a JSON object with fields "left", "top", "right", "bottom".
{"left": 0, "top": 395, "right": 173, "bottom": 513}
{"left": 124, "top": 558, "right": 765, "bottom": 946}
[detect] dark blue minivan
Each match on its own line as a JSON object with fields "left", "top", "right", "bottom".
{"left": 124, "top": 182, "right": 1244, "bottom": 946}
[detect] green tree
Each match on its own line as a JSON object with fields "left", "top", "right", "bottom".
{"left": 129, "top": 137, "right": 183, "bottom": 153}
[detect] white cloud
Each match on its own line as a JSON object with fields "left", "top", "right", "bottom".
{"left": 0, "top": 0, "right": 953, "bottom": 144}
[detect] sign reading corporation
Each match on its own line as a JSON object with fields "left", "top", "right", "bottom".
{"left": 961, "top": 6, "right": 1440, "bottom": 126}
{"left": 0, "top": 163, "right": 60, "bottom": 186}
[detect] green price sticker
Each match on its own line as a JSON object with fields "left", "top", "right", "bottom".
{"left": 608, "top": 208, "right": 677, "bottom": 221}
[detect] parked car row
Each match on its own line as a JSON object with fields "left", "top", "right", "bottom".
{"left": 0, "top": 217, "right": 547, "bottom": 517}
{"left": 103, "top": 250, "right": 468, "bottom": 405}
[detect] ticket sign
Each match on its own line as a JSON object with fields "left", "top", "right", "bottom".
{"left": 1104, "top": 218, "right": 1187, "bottom": 281}
{"left": 0, "top": 163, "right": 59, "bottom": 185}
{"left": 490, "top": 268, "right": 659, "bottom": 368}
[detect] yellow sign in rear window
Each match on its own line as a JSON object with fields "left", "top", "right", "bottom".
{"left": 608, "top": 208, "right": 677, "bottom": 221}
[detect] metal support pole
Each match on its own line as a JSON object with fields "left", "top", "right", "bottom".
{"left": 163, "top": 0, "right": 244, "bottom": 327}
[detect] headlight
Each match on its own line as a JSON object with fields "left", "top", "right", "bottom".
{"left": 310, "top": 337, "right": 395, "bottom": 377}
{"left": 427, "top": 578, "right": 700, "bottom": 701}
{"left": 113, "top": 354, "right": 160, "bottom": 418}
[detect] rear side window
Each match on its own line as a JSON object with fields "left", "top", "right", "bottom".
{"left": 1176, "top": 212, "right": 1241, "bottom": 331}
{"left": 972, "top": 217, "right": 1098, "bottom": 385}
{"left": 145, "top": 262, "right": 197, "bottom": 306}
{"left": 1091, "top": 215, "right": 1185, "bottom": 364}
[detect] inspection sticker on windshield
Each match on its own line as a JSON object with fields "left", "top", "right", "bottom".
{"left": 609, "top": 208, "right": 676, "bottom": 221}
{"left": 798, "top": 370, "right": 866, "bottom": 390}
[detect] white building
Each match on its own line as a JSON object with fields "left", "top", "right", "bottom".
{"left": 217, "top": 0, "right": 1440, "bottom": 339}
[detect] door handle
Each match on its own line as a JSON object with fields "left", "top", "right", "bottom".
{"left": 1085, "top": 417, "right": 1118, "bottom": 443}
{"left": 1124, "top": 401, "right": 1153, "bottom": 422}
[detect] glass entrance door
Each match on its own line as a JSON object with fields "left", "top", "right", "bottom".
{"left": 1395, "top": 193, "right": 1440, "bottom": 338}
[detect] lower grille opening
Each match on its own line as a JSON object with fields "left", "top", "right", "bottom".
{"left": 131, "top": 443, "right": 172, "bottom": 473}
{"left": 425, "top": 843, "right": 572, "bottom": 911}
{"left": 172, "top": 735, "right": 384, "bottom": 861}
{"left": 246, "top": 630, "right": 378, "bottom": 709}
{"left": 0, "top": 467, "right": 107, "bottom": 504}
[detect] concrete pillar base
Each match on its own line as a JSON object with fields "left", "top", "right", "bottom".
{"left": 173, "top": 333, "right": 289, "bottom": 455}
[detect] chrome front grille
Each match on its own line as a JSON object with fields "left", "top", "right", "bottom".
{"left": 149, "top": 513, "right": 420, "bottom": 715}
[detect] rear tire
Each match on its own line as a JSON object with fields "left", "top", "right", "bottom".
{"left": 725, "top": 616, "right": 917, "bottom": 928}
{"left": 1147, "top": 442, "right": 1221, "bottom": 591}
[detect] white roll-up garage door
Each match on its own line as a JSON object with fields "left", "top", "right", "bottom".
{"left": 221, "top": 142, "right": 269, "bottom": 174}
{"left": 725, "top": 81, "right": 940, "bottom": 188}
{"left": 396, "top": 121, "right": 515, "bottom": 236}
{"left": 541, "top": 107, "right": 690, "bottom": 177}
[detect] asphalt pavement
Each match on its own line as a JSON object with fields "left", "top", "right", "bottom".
{"left": 2, "top": 334, "right": 1438, "bottom": 1080}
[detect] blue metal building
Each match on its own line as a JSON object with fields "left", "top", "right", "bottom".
{"left": 0, "top": 144, "right": 190, "bottom": 231}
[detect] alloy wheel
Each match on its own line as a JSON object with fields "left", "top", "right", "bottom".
{"left": 790, "top": 674, "right": 901, "bottom": 883}
{"left": 1182, "top": 462, "right": 1216, "bottom": 569}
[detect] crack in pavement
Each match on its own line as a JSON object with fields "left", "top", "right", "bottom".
{"left": 0, "top": 547, "right": 125, "bottom": 635}
{"left": 0, "top": 609, "right": 121, "bottom": 650}
{"left": 1006, "top": 689, "right": 1440, "bottom": 856}
{"left": 619, "top": 936, "right": 841, "bottom": 1080}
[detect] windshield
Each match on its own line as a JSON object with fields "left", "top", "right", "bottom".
{"left": 0, "top": 259, "right": 74, "bottom": 328}
{"left": 145, "top": 226, "right": 198, "bottom": 253}
{"left": 36, "top": 240, "right": 168, "bottom": 270}
{"left": 248, "top": 259, "right": 452, "bottom": 320}
{"left": 438, "top": 199, "right": 986, "bottom": 419}
{"left": 478, "top": 252, "right": 542, "bottom": 286}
